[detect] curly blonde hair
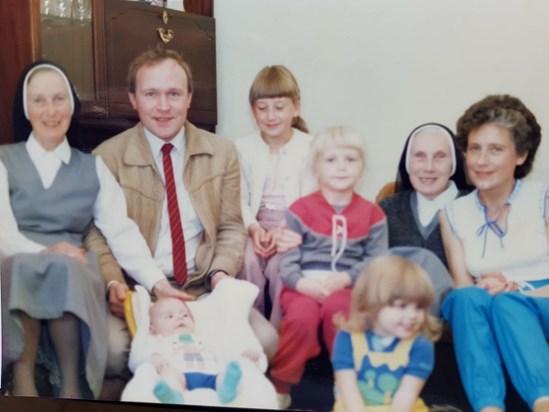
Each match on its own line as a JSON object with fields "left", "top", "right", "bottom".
{"left": 338, "top": 255, "right": 441, "bottom": 341}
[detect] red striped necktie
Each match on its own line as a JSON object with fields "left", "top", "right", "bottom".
{"left": 161, "top": 143, "right": 187, "bottom": 285}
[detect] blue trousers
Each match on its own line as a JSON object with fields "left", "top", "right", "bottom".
{"left": 442, "top": 287, "right": 549, "bottom": 412}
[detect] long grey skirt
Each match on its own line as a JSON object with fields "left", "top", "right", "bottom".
{"left": 1, "top": 252, "right": 108, "bottom": 398}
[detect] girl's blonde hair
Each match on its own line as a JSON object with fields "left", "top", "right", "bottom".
{"left": 340, "top": 255, "right": 441, "bottom": 341}
{"left": 248, "top": 65, "right": 308, "bottom": 133}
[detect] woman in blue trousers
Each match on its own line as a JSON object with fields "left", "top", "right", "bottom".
{"left": 440, "top": 94, "right": 549, "bottom": 412}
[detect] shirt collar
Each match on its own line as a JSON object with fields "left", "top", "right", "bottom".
{"left": 473, "top": 179, "right": 522, "bottom": 211}
{"left": 417, "top": 180, "right": 458, "bottom": 209}
{"left": 26, "top": 133, "right": 71, "bottom": 164}
{"left": 144, "top": 127, "right": 186, "bottom": 158}
{"left": 416, "top": 180, "right": 458, "bottom": 226}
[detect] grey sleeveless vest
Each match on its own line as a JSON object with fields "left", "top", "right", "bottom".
{"left": 0, "top": 142, "right": 100, "bottom": 247}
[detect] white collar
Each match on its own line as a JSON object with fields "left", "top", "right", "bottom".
{"left": 416, "top": 181, "right": 458, "bottom": 226}
{"left": 26, "top": 133, "right": 71, "bottom": 164}
{"left": 144, "top": 127, "right": 186, "bottom": 158}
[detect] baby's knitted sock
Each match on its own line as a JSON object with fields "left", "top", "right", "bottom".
{"left": 153, "top": 380, "right": 184, "bottom": 404}
{"left": 217, "top": 361, "right": 242, "bottom": 404}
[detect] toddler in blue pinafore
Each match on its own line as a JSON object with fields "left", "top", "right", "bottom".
{"left": 332, "top": 255, "right": 441, "bottom": 412}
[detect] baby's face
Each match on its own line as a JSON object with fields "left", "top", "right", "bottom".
{"left": 149, "top": 298, "right": 195, "bottom": 337}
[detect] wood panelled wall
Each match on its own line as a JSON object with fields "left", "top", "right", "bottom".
{"left": 185, "top": 0, "right": 213, "bottom": 17}
{"left": 0, "top": 0, "right": 213, "bottom": 146}
{"left": 0, "top": 1, "right": 41, "bottom": 145}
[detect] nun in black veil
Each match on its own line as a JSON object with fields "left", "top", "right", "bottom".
{"left": 379, "top": 122, "right": 470, "bottom": 268}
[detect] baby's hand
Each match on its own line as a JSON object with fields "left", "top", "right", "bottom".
{"left": 241, "top": 348, "right": 261, "bottom": 362}
{"left": 150, "top": 353, "right": 169, "bottom": 374}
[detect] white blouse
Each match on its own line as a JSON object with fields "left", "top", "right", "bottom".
{"left": 445, "top": 179, "right": 549, "bottom": 282}
{"left": 0, "top": 135, "right": 166, "bottom": 291}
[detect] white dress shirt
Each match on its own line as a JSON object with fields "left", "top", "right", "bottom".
{"left": 144, "top": 128, "right": 204, "bottom": 276}
{"left": 0, "top": 135, "right": 166, "bottom": 291}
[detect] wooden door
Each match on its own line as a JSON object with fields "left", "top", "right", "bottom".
{"left": 101, "top": 0, "right": 217, "bottom": 128}
{"left": 0, "top": 1, "right": 40, "bottom": 145}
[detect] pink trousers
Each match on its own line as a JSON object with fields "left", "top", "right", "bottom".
{"left": 269, "top": 286, "right": 352, "bottom": 393}
{"left": 238, "top": 209, "right": 286, "bottom": 328}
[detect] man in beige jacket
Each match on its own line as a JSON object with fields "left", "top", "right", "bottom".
{"left": 86, "top": 48, "right": 278, "bottom": 377}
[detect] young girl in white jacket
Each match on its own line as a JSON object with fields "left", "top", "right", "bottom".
{"left": 235, "top": 65, "right": 314, "bottom": 328}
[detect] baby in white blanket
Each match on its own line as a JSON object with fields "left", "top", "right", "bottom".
{"left": 131, "top": 297, "right": 260, "bottom": 404}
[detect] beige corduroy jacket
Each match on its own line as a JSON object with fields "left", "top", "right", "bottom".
{"left": 85, "top": 121, "right": 247, "bottom": 296}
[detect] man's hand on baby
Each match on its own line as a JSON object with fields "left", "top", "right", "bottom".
{"left": 153, "top": 279, "right": 194, "bottom": 301}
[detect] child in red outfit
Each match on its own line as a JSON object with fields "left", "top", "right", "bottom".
{"left": 269, "top": 126, "right": 389, "bottom": 407}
